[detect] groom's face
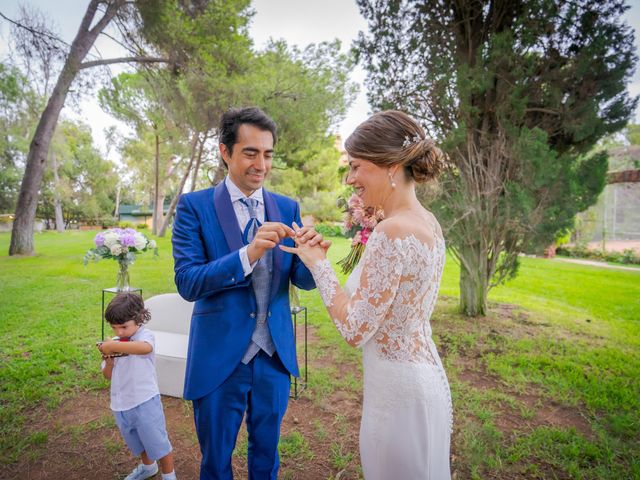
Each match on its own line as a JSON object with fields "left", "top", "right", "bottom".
{"left": 221, "top": 124, "right": 274, "bottom": 196}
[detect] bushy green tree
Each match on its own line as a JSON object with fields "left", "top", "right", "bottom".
{"left": 356, "top": 0, "right": 637, "bottom": 315}
{"left": 38, "top": 120, "right": 117, "bottom": 227}
{"left": 0, "top": 63, "right": 38, "bottom": 213}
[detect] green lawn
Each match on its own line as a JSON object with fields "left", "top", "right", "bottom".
{"left": 1, "top": 230, "right": 639, "bottom": 478}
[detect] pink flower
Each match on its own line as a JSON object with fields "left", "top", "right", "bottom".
{"left": 347, "top": 194, "right": 363, "bottom": 209}
{"left": 352, "top": 231, "right": 362, "bottom": 245}
{"left": 351, "top": 206, "right": 364, "bottom": 225}
{"left": 360, "top": 228, "right": 371, "bottom": 245}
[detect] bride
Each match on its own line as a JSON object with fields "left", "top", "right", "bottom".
{"left": 281, "top": 110, "right": 452, "bottom": 479}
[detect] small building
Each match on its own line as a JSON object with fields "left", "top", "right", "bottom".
{"left": 574, "top": 146, "right": 640, "bottom": 251}
{"left": 118, "top": 203, "right": 169, "bottom": 228}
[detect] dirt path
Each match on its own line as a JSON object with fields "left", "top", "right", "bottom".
{"left": 1, "top": 303, "right": 602, "bottom": 479}
{"left": 553, "top": 256, "right": 640, "bottom": 271}
{"left": 0, "top": 327, "right": 363, "bottom": 480}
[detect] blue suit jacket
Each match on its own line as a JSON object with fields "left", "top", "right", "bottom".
{"left": 172, "top": 182, "right": 316, "bottom": 400}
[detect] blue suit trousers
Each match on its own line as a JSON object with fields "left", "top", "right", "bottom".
{"left": 193, "top": 351, "right": 291, "bottom": 480}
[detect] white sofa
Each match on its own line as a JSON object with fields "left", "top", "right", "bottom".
{"left": 145, "top": 293, "right": 193, "bottom": 398}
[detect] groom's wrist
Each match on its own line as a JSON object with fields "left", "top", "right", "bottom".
{"left": 246, "top": 244, "right": 261, "bottom": 264}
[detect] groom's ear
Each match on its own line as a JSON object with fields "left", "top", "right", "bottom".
{"left": 219, "top": 143, "right": 230, "bottom": 168}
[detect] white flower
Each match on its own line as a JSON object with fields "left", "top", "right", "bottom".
{"left": 110, "top": 244, "right": 124, "bottom": 256}
{"left": 133, "top": 232, "right": 148, "bottom": 251}
{"left": 148, "top": 240, "right": 157, "bottom": 249}
{"left": 102, "top": 231, "right": 120, "bottom": 248}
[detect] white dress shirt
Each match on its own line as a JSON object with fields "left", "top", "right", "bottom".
{"left": 224, "top": 176, "right": 265, "bottom": 277}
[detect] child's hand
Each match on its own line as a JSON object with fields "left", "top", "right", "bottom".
{"left": 97, "top": 340, "right": 118, "bottom": 355}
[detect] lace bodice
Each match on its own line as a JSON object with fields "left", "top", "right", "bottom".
{"left": 311, "top": 229, "right": 446, "bottom": 364}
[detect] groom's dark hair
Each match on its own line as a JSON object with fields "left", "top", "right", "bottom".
{"left": 219, "top": 107, "right": 277, "bottom": 166}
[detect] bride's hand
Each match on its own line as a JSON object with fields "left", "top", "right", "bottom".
{"left": 279, "top": 236, "right": 326, "bottom": 267}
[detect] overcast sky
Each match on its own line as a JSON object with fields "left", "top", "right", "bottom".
{"left": 1, "top": 0, "right": 639, "bottom": 161}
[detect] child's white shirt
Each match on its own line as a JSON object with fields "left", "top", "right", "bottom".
{"left": 107, "top": 326, "right": 160, "bottom": 412}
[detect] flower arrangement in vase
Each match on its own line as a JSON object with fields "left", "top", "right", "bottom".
{"left": 84, "top": 227, "right": 158, "bottom": 291}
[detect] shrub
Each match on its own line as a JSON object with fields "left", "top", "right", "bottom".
{"left": 556, "top": 245, "right": 640, "bottom": 265}
{"left": 605, "top": 251, "right": 622, "bottom": 264}
{"left": 315, "top": 223, "right": 344, "bottom": 238}
{"left": 135, "top": 223, "right": 149, "bottom": 230}
{"left": 100, "top": 217, "right": 117, "bottom": 229}
{"left": 621, "top": 249, "right": 640, "bottom": 265}
{"left": 118, "top": 221, "right": 134, "bottom": 229}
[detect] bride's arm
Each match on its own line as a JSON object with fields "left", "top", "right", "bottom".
{"left": 281, "top": 225, "right": 403, "bottom": 347}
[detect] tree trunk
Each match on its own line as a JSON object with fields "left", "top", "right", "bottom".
{"left": 50, "top": 151, "right": 65, "bottom": 232}
{"left": 114, "top": 182, "right": 121, "bottom": 221}
{"left": 458, "top": 246, "right": 489, "bottom": 316}
{"left": 9, "top": 0, "right": 124, "bottom": 255}
{"left": 211, "top": 162, "right": 226, "bottom": 186}
{"left": 190, "top": 133, "right": 207, "bottom": 192}
{"left": 157, "top": 136, "right": 199, "bottom": 237}
{"left": 152, "top": 133, "right": 161, "bottom": 235}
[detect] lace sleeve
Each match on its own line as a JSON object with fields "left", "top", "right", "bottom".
{"left": 310, "top": 231, "right": 403, "bottom": 347}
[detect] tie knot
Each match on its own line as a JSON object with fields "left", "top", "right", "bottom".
{"left": 240, "top": 198, "right": 259, "bottom": 219}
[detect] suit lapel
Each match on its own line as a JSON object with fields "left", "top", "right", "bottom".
{"left": 213, "top": 181, "right": 244, "bottom": 252}
{"left": 263, "top": 189, "right": 283, "bottom": 302}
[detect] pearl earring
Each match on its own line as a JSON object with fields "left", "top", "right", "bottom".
{"left": 389, "top": 172, "right": 396, "bottom": 188}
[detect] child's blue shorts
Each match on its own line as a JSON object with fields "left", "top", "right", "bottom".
{"left": 113, "top": 394, "right": 172, "bottom": 461}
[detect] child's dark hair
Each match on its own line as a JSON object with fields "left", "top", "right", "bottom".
{"left": 105, "top": 293, "right": 151, "bottom": 326}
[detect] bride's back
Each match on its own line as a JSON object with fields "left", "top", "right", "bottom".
{"left": 353, "top": 209, "right": 445, "bottom": 365}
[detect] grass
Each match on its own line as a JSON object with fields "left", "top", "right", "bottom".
{"left": 1, "top": 230, "right": 639, "bottom": 479}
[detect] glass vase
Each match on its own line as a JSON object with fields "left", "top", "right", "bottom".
{"left": 116, "top": 259, "right": 131, "bottom": 292}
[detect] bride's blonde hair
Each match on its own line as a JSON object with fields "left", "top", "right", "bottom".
{"left": 345, "top": 110, "right": 445, "bottom": 183}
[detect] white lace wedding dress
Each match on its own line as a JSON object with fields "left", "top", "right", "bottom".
{"left": 310, "top": 229, "right": 452, "bottom": 479}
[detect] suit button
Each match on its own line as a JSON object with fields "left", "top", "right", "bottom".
{"left": 250, "top": 313, "right": 256, "bottom": 318}
{"left": 268, "top": 311, "right": 272, "bottom": 317}
{"left": 231, "top": 277, "right": 235, "bottom": 282}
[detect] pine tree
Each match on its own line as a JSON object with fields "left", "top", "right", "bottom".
{"left": 356, "top": 0, "right": 637, "bottom": 315}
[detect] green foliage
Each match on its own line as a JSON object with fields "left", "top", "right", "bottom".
{"left": 99, "top": 6, "right": 356, "bottom": 220}
{"left": 356, "top": 0, "right": 637, "bottom": 315}
{"left": 100, "top": 217, "right": 117, "bottom": 228}
{"left": 278, "top": 430, "right": 314, "bottom": 461}
{"left": 315, "top": 223, "right": 345, "bottom": 238}
{"left": 268, "top": 140, "right": 347, "bottom": 221}
{"left": 0, "top": 232, "right": 639, "bottom": 476}
{"left": 0, "top": 62, "right": 40, "bottom": 213}
{"left": 252, "top": 41, "right": 356, "bottom": 219}
{"left": 36, "top": 120, "right": 117, "bottom": 226}
{"left": 625, "top": 123, "right": 640, "bottom": 147}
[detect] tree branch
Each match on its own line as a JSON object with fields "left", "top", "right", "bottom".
{"left": 98, "top": 30, "right": 139, "bottom": 56}
{"left": 79, "top": 56, "right": 168, "bottom": 70}
{"left": 0, "top": 10, "right": 71, "bottom": 48}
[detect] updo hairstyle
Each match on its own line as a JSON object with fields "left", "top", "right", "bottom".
{"left": 344, "top": 110, "right": 446, "bottom": 183}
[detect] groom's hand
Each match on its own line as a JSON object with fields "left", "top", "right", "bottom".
{"left": 247, "top": 222, "right": 296, "bottom": 263}
{"left": 292, "top": 222, "right": 332, "bottom": 252}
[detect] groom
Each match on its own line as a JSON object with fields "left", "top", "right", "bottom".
{"left": 172, "top": 107, "right": 327, "bottom": 479}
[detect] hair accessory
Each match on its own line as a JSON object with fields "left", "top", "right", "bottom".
{"left": 402, "top": 134, "right": 422, "bottom": 148}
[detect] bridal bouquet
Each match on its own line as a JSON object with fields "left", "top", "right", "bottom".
{"left": 84, "top": 228, "right": 158, "bottom": 291}
{"left": 337, "top": 194, "right": 384, "bottom": 274}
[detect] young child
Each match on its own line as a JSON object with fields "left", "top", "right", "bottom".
{"left": 98, "top": 292, "right": 177, "bottom": 480}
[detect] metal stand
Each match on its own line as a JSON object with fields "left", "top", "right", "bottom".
{"left": 290, "top": 305, "right": 308, "bottom": 399}
{"left": 101, "top": 288, "right": 142, "bottom": 340}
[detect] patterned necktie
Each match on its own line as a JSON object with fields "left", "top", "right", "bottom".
{"left": 239, "top": 198, "right": 262, "bottom": 245}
